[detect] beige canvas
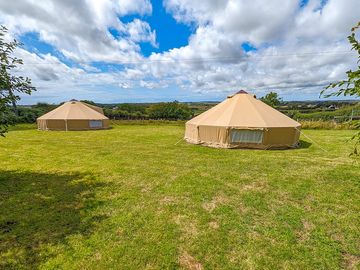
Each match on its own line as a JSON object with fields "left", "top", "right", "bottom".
{"left": 185, "top": 91, "right": 301, "bottom": 149}
{"left": 37, "top": 100, "right": 109, "bottom": 131}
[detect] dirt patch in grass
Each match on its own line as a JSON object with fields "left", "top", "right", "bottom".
{"left": 179, "top": 251, "right": 203, "bottom": 270}
{"left": 296, "top": 219, "right": 315, "bottom": 242}
{"left": 173, "top": 215, "right": 199, "bottom": 239}
{"left": 202, "top": 201, "right": 216, "bottom": 213}
{"left": 342, "top": 253, "right": 360, "bottom": 270}
{"left": 209, "top": 221, "right": 219, "bottom": 229}
{"left": 160, "top": 196, "right": 178, "bottom": 205}
{"left": 202, "top": 194, "right": 229, "bottom": 213}
{"left": 241, "top": 181, "right": 267, "bottom": 191}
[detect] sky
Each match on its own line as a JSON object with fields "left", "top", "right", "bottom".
{"left": 0, "top": 0, "right": 359, "bottom": 104}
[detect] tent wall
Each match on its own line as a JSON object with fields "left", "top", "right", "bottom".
{"left": 185, "top": 124, "right": 229, "bottom": 147}
{"left": 263, "top": 127, "right": 300, "bottom": 148}
{"left": 38, "top": 119, "right": 66, "bottom": 130}
{"left": 67, "top": 120, "right": 91, "bottom": 130}
{"left": 37, "top": 119, "right": 48, "bottom": 130}
{"left": 184, "top": 123, "right": 199, "bottom": 143}
{"left": 37, "top": 119, "right": 110, "bottom": 131}
{"left": 198, "top": 126, "right": 229, "bottom": 147}
{"left": 184, "top": 124, "right": 300, "bottom": 149}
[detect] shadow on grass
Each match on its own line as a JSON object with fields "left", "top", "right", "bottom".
{"left": 0, "top": 170, "right": 106, "bottom": 269}
{"left": 298, "top": 139, "right": 312, "bottom": 149}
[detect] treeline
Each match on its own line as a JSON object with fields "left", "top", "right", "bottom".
{"left": 8, "top": 99, "right": 358, "bottom": 124}
{"left": 5, "top": 101, "right": 193, "bottom": 124}
{"left": 104, "top": 101, "right": 193, "bottom": 120}
{"left": 3, "top": 103, "right": 57, "bottom": 124}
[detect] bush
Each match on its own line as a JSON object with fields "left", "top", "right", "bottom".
{"left": 104, "top": 104, "right": 148, "bottom": 120}
{"left": 117, "top": 104, "right": 146, "bottom": 114}
{"left": 1, "top": 103, "right": 57, "bottom": 124}
{"left": 147, "top": 101, "right": 192, "bottom": 120}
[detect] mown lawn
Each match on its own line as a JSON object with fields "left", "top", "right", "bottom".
{"left": 0, "top": 123, "right": 359, "bottom": 269}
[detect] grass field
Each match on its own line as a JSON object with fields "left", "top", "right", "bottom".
{"left": 0, "top": 123, "right": 359, "bottom": 269}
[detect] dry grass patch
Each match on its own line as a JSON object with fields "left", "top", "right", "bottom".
{"left": 202, "top": 194, "right": 229, "bottom": 213}
{"left": 342, "top": 253, "right": 360, "bottom": 270}
{"left": 160, "top": 196, "right": 178, "bottom": 205}
{"left": 209, "top": 221, "right": 219, "bottom": 229}
{"left": 173, "top": 215, "right": 199, "bottom": 239}
{"left": 179, "top": 251, "right": 203, "bottom": 270}
{"left": 296, "top": 219, "right": 315, "bottom": 242}
{"left": 201, "top": 201, "right": 216, "bottom": 213}
{"left": 241, "top": 181, "right": 268, "bottom": 191}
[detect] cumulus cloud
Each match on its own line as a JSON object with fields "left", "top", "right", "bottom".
{"left": 0, "top": 0, "right": 155, "bottom": 63}
{"left": 164, "top": 0, "right": 299, "bottom": 44}
{"left": 124, "top": 19, "right": 158, "bottom": 47}
{"left": 148, "top": 0, "right": 360, "bottom": 96}
{"left": 0, "top": 0, "right": 359, "bottom": 102}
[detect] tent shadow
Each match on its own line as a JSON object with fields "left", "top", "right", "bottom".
{"left": 298, "top": 139, "right": 312, "bottom": 149}
{"left": 0, "top": 170, "right": 107, "bottom": 269}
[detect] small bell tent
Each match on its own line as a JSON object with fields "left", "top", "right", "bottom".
{"left": 185, "top": 90, "right": 301, "bottom": 149}
{"left": 37, "top": 100, "right": 110, "bottom": 131}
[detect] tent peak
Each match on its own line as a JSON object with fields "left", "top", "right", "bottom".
{"left": 236, "top": 90, "right": 248, "bottom": 94}
{"left": 228, "top": 90, "right": 255, "bottom": 98}
{"left": 69, "top": 99, "right": 79, "bottom": 104}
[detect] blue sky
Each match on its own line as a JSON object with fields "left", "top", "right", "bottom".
{"left": 1, "top": 0, "right": 359, "bottom": 104}
{"left": 120, "top": 0, "right": 193, "bottom": 56}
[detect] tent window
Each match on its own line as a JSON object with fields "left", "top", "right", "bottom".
{"left": 89, "top": 120, "right": 103, "bottom": 128}
{"left": 230, "top": 129, "right": 264, "bottom": 144}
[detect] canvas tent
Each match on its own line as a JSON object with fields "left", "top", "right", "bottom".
{"left": 185, "top": 90, "right": 301, "bottom": 149}
{"left": 37, "top": 100, "right": 110, "bottom": 131}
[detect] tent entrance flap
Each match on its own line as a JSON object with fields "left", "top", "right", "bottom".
{"left": 230, "top": 129, "right": 264, "bottom": 144}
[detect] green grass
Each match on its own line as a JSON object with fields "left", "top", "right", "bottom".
{"left": 0, "top": 123, "right": 359, "bottom": 269}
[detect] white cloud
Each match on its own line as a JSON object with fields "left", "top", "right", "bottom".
{"left": 1, "top": 0, "right": 360, "bottom": 102}
{"left": 146, "top": 0, "right": 360, "bottom": 97}
{"left": 125, "top": 19, "right": 158, "bottom": 47}
{"left": 164, "top": 0, "right": 299, "bottom": 44}
{"left": 0, "top": 0, "right": 155, "bottom": 63}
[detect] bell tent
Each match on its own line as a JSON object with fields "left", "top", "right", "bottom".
{"left": 37, "top": 100, "right": 110, "bottom": 131}
{"left": 185, "top": 90, "right": 301, "bottom": 149}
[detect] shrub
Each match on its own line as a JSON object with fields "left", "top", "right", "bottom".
{"left": 147, "top": 101, "right": 192, "bottom": 120}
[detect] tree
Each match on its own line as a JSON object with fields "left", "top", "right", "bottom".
{"left": 147, "top": 101, "right": 192, "bottom": 120}
{"left": 321, "top": 21, "right": 360, "bottom": 155}
{"left": 117, "top": 103, "right": 146, "bottom": 114}
{"left": 0, "top": 25, "right": 36, "bottom": 136}
{"left": 260, "top": 91, "right": 282, "bottom": 107}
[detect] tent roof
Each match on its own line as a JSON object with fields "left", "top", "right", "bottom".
{"left": 83, "top": 103, "right": 104, "bottom": 114}
{"left": 187, "top": 92, "right": 300, "bottom": 128}
{"left": 37, "top": 101, "right": 109, "bottom": 120}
